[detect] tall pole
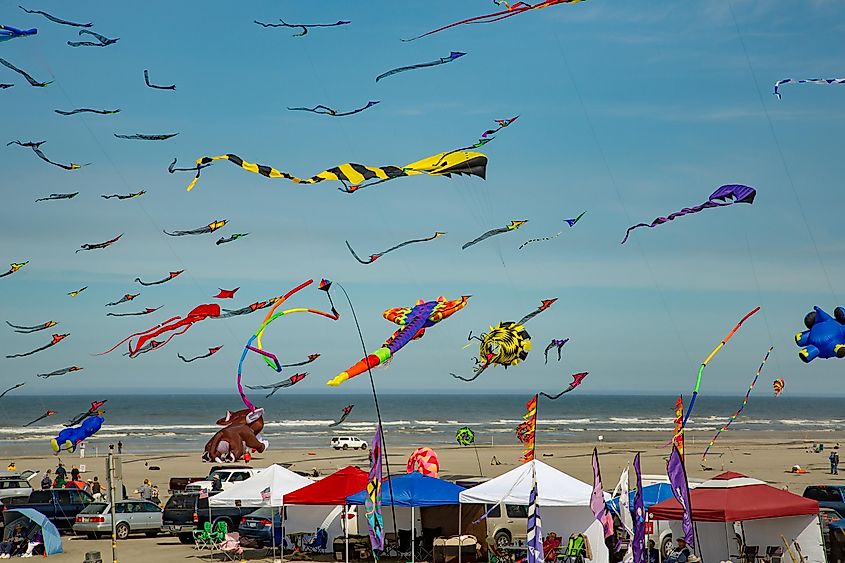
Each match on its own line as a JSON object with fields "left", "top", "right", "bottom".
{"left": 107, "top": 448, "right": 117, "bottom": 563}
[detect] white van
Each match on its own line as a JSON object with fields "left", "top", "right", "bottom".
{"left": 331, "top": 437, "right": 367, "bottom": 450}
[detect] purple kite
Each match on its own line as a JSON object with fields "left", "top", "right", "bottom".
{"left": 621, "top": 184, "right": 756, "bottom": 244}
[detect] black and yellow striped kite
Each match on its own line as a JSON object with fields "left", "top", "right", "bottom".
{"left": 177, "top": 150, "right": 488, "bottom": 193}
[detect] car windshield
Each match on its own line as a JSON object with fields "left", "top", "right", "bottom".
{"left": 27, "top": 491, "right": 52, "bottom": 503}
{"left": 208, "top": 471, "right": 228, "bottom": 481}
{"left": 79, "top": 503, "right": 109, "bottom": 514}
{"left": 165, "top": 494, "right": 197, "bottom": 510}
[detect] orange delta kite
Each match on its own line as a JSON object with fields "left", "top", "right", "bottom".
{"left": 328, "top": 295, "right": 470, "bottom": 387}
{"left": 6, "top": 333, "right": 69, "bottom": 358}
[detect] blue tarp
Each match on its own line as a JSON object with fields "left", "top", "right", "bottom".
{"left": 607, "top": 483, "right": 673, "bottom": 514}
{"left": 6, "top": 508, "right": 63, "bottom": 555}
{"left": 346, "top": 472, "right": 464, "bottom": 507}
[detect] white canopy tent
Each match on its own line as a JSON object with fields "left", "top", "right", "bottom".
{"left": 459, "top": 460, "right": 608, "bottom": 563}
{"left": 210, "top": 464, "right": 313, "bottom": 508}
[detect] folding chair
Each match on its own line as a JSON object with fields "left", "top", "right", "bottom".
{"left": 216, "top": 531, "right": 244, "bottom": 561}
{"left": 741, "top": 546, "right": 760, "bottom": 563}
{"left": 303, "top": 528, "right": 328, "bottom": 553}
{"left": 557, "top": 534, "right": 586, "bottom": 563}
{"left": 764, "top": 546, "right": 783, "bottom": 563}
{"left": 193, "top": 521, "right": 215, "bottom": 551}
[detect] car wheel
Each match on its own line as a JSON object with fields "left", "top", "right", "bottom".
{"left": 343, "top": 444, "right": 349, "bottom": 450}
{"left": 145, "top": 531, "right": 159, "bottom": 538}
{"left": 660, "top": 536, "right": 673, "bottom": 559}
{"left": 178, "top": 532, "right": 194, "bottom": 544}
{"left": 494, "top": 530, "right": 511, "bottom": 549}
{"left": 361, "top": 443, "right": 368, "bottom": 450}
{"left": 115, "top": 522, "right": 130, "bottom": 540}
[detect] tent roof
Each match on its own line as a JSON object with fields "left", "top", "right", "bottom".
{"left": 346, "top": 472, "right": 464, "bottom": 507}
{"left": 284, "top": 466, "right": 368, "bottom": 505}
{"left": 608, "top": 483, "right": 674, "bottom": 513}
{"left": 209, "top": 464, "right": 313, "bottom": 507}
{"left": 650, "top": 471, "right": 819, "bottom": 522}
{"left": 459, "top": 460, "right": 597, "bottom": 507}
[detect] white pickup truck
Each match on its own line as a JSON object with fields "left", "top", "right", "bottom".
{"left": 185, "top": 468, "right": 259, "bottom": 492}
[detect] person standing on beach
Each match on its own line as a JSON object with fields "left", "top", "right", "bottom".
{"left": 137, "top": 479, "right": 153, "bottom": 501}
{"left": 117, "top": 441, "right": 123, "bottom": 454}
{"left": 834, "top": 451, "right": 840, "bottom": 475}
{"left": 40, "top": 470, "right": 52, "bottom": 490}
{"left": 831, "top": 451, "right": 839, "bottom": 474}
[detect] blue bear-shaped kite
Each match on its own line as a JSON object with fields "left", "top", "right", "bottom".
{"left": 796, "top": 306, "right": 845, "bottom": 362}
{"left": 50, "top": 415, "right": 104, "bottom": 454}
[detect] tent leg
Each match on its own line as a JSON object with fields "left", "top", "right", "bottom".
{"left": 458, "top": 506, "right": 462, "bottom": 563}
{"left": 412, "top": 506, "right": 415, "bottom": 563}
{"left": 345, "top": 504, "right": 349, "bottom": 563}
{"left": 281, "top": 511, "right": 286, "bottom": 563}
{"left": 272, "top": 506, "right": 277, "bottom": 563}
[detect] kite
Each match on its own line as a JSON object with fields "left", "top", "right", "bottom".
{"left": 621, "top": 184, "right": 756, "bottom": 244}
{"left": 245, "top": 373, "right": 307, "bottom": 398}
{"left": 796, "top": 306, "right": 845, "bottom": 362}
{"left": 66, "top": 401, "right": 106, "bottom": 427}
{"left": 516, "top": 395, "right": 538, "bottom": 463}
{"left": 346, "top": 232, "right": 446, "bottom": 264}
{"left": 702, "top": 347, "right": 772, "bottom": 461}
{"left": 253, "top": 19, "right": 350, "bottom": 36}
{"left": 36, "top": 192, "right": 79, "bottom": 202}
{"left": 135, "top": 270, "right": 183, "bottom": 286}
{"left": 102, "top": 190, "right": 144, "bottom": 199}
{"left": 67, "top": 29, "right": 118, "bottom": 47}
{"left": 681, "top": 307, "right": 761, "bottom": 430}
{"left": 216, "top": 233, "right": 248, "bottom": 245}
{"left": 456, "top": 427, "right": 476, "bottom": 446}
{"left": 0, "top": 383, "right": 24, "bottom": 399}
{"left": 544, "top": 338, "right": 569, "bottom": 364}
{"left": 462, "top": 220, "right": 527, "bottom": 250}
{"left": 68, "top": 287, "right": 87, "bottom": 297}
{"left": 36, "top": 366, "right": 82, "bottom": 379}
{"left": 124, "top": 339, "right": 164, "bottom": 355}
{"left": 107, "top": 307, "right": 162, "bottom": 317}
{"left": 55, "top": 108, "right": 120, "bottom": 116}
{"left": 540, "top": 372, "right": 588, "bottom": 399}
{"left": 519, "top": 211, "right": 586, "bottom": 250}
{"left": 774, "top": 78, "right": 845, "bottom": 99}
{"left": 407, "top": 447, "right": 440, "bottom": 477}
{"left": 0, "top": 58, "right": 51, "bottom": 87}
{"left": 0, "top": 84, "right": 13, "bottom": 89}
{"left": 106, "top": 293, "right": 139, "bottom": 306}
{"left": 773, "top": 378, "right": 784, "bottom": 397}
{"left": 376, "top": 51, "right": 465, "bottom": 83}
{"left": 452, "top": 299, "right": 556, "bottom": 382}
{"left": 288, "top": 101, "right": 379, "bottom": 116}
{"left": 6, "top": 320, "right": 57, "bottom": 333}
{"left": 177, "top": 149, "right": 487, "bottom": 193}
{"left": 329, "top": 405, "right": 355, "bottom": 427}
{"left": 178, "top": 346, "right": 223, "bottom": 363}
{"left": 238, "top": 279, "right": 339, "bottom": 410}
{"left": 23, "top": 410, "right": 56, "bottom": 427}
{"left": 0, "top": 262, "right": 28, "bottom": 278}
{"left": 0, "top": 24, "right": 37, "bottom": 42}
{"left": 19, "top": 6, "right": 91, "bottom": 27}
{"left": 115, "top": 133, "right": 178, "bottom": 141}
{"left": 8, "top": 140, "right": 86, "bottom": 170}
{"left": 76, "top": 233, "right": 122, "bottom": 253}
{"left": 280, "top": 353, "right": 321, "bottom": 368}
{"left": 403, "top": 0, "right": 584, "bottom": 41}
{"left": 164, "top": 220, "right": 226, "bottom": 236}
{"left": 99, "top": 304, "right": 220, "bottom": 358}
{"left": 144, "top": 69, "right": 174, "bottom": 90}
{"left": 6, "top": 333, "right": 69, "bottom": 358}
{"left": 218, "top": 296, "right": 281, "bottom": 318}
{"left": 328, "top": 295, "right": 470, "bottom": 387}
{"left": 52, "top": 415, "right": 104, "bottom": 454}
{"left": 214, "top": 288, "right": 239, "bottom": 299}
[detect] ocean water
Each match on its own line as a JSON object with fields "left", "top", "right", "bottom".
{"left": 0, "top": 394, "right": 841, "bottom": 455}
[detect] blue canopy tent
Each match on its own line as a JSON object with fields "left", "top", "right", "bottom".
{"left": 347, "top": 472, "right": 465, "bottom": 563}
{"left": 607, "top": 483, "right": 673, "bottom": 514}
{"left": 4, "top": 508, "right": 63, "bottom": 555}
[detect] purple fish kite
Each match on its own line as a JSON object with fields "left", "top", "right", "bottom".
{"left": 621, "top": 184, "right": 756, "bottom": 244}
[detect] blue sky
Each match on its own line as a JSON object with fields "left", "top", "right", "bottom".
{"left": 1, "top": 0, "right": 844, "bottom": 398}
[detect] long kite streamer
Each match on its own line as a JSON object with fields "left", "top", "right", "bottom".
{"left": 77, "top": 233, "right": 122, "bottom": 253}
{"left": 6, "top": 320, "right": 57, "bottom": 333}
{"left": 218, "top": 296, "right": 281, "bottom": 318}
{"left": 115, "top": 133, "right": 178, "bottom": 141}
{"left": 288, "top": 101, "right": 379, "bottom": 116}
{"left": 6, "top": 333, "right": 69, "bottom": 358}
{"left": 681, "top": 307, "right": 761, "bottom": 430}
{"left": 102, "top": 190, "right": 144, "bottom": 200}
{"left": 539, "top": 372, "right": 588, "bottom": 399}
{"left": 376, "top": 51, "right": 465, "bottom": 82}
{"left": 8, "top": 140, "right": 85, "bottom": 170}
{"left": 36, "top": 192, "right": 78, "bottom": 202}
{"left": 462, "top": 220, "right": 527, "bottom": 250}
{"left": 0, "top": 262, "right": 28, "bottom": 278}
{"left": 135, "top": 270, "right": 183, "bottom": 286}
{"left": 702, "top": 347, "right": 773, "bottom": 461}
{"left": 37, "top": 366, "right": 82, "bottom": 379}
{"left": 177, "top": 149, "right": 487, "bottom": 193}
{"left": 245, "top": 373, "right": 307, "bottom": 398}
{"left": 19, "top": 6, "right": 91, "bottom": 27}
{"left": 23, "top": 410, "right": 56, "bottom": 427}
{"left": 66, "top": 400, "right": 106, "bottom": 427}
{"left": 253, "top": 19, "right": 350, "bottom": 36}
{"left": 0, "top": 84, "right": 13, "bottom": 89}
{"left": 216, "top": 233, "right": 248, "bottom": 245}
{"left": 621, "top": 184, "right": 756, "bottom": 244}
{"left": 774, "top": 78, "right": 845, "bottom": 99}
{"left": 164, "top": 220, "right": 226, "bottom": 236}
{"left": 144, "top": 69, "right": 174, "bottom": 90}
{"left": 403, "top": 0, "right": 584, "bottom": 41}
{"left": 107, "top": 307, "right": 162, "bottom": 317}
{"left": 67, "top": 29, "right": 118, "bottom": 47}
{"left": 56, "top": 108, "right": 120, "bottom": 116}
{"left": 346, "top": 232, "right": 445, "bottom": 264}
{"left": 178, "top": 346, "right": 223, "bottom": 363}
{"left": 0, "top": 383, "right": 25, "bottom": 399}
{"left": 0, "top": 25, "right": 37, "bottom": 42}
{"left": 0, "top": 58, "right": 51, "bottom": 87}
{"left": 68, "top": 287, "right": 87, "bottom": 297}
{"left": 105, "top": 293, "right": 139, "bottom": 306}
{"left": 329, "top": 405, "right": 355, "bottom": 427}
{"left": 519, "top": 211, "right": 586, "bottom": 250}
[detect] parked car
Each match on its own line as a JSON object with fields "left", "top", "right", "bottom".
{"left": 168, "top": 465, "right": 253, "bottom": 493}
{"left": 185, "top": 468, "right": 259, "bottom": 492}
{"left": 804, "top": 485, "right": 845, "bottom": 515}
{"left": 0, "top": 475, "right": 33, "bottom": 501}
{"left": 162, "top": 491, "right": 254, "bottom": 544}
{"left": 484, "top": 503, "right": 528, "bottom": 548}
{"left": 3, "top": 488, "right": 94, "bottom": 532}
{"left": 239, "top": 507, "right": 283, "bottom": 548}
{"left": 331, "top": 436, "right": 367, "bottom": 450}
{"left": 73, "top": 499, "right": 163, "bottom": 539}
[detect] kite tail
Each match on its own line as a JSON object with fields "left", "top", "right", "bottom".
{"left": 96, "top": 315, "right": 181, "bottom": 355}
{"left": 327, "top": 348, "right": 391, "bottom": 387}
{"left": 130, "top": 323, "right": 191, "bottom": 357}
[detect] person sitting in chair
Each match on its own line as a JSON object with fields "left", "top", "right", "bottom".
{"left": 666, "top": 538, "right": 691, "bottom": 563}
{"left": 0, "top": 523, "right": 27, "bottom": 558}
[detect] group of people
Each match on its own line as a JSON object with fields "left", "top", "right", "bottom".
{"left": 0, "top": 523, "right": 42, "bottom": 559}
{"left": 38, "top": 463, "right": 104, "bottom": 499}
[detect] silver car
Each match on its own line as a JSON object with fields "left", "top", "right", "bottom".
{"left": 73, "top": 499, "right": 162, "bottom": 540}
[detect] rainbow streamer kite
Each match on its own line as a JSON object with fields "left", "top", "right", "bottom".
{"left": 681, "top": 307, "right": 760, "bottom": 430}
{"left": 516, "top": 394, "right": 538, "bottom": 463}
{"left": 702, "top": 347, "right": 773, "bottom": 461}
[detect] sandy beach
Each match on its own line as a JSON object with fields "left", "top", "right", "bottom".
{"left": 7, "top": 430, "right": 845, "bottom": 562}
